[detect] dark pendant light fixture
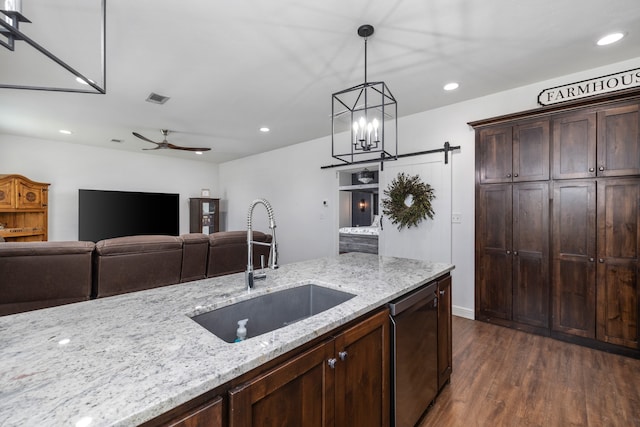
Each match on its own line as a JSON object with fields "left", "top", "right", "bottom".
{"left": 331, "top": 24, "right": 397, "bottom": 168}
{"left": 0, "top": 0, "right": 106, "bottom": 93}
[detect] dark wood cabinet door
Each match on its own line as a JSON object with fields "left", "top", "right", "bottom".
{"left": 478, "top": 126, "right": 513, "bottom": 183}
{"left": 168, "top": 396, "right": 223, "bottom": 427}
{"left": 512, "top": 182, "right": 549, "bottom": 328}
{"left": 596, "top": 179, "right": 640, "bottom": 349}
{"left": 551, "top": 181, "right": 596, "bottom": 338}
{"left": 552, "top": 111, "right": 597, "bottom": 179}
{"left": 597, "top": 103, "right": 640, "bottom": 177}
{"left": 513, "top": 120, "right": 550, "bottom": 182}
{"left": 436, "top": 275, "right": 452, "bottom": 391}
{"left": 228, "top": 340, "right": 335, "bottom": 427}
{"left": 334, "top": 309, "right": 390, "bottom": 427}
{"left": 476, "top": 184, "right": 513, "bottom": 320}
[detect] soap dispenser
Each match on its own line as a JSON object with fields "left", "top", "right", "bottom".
{"left": 235, "top": 318, "right": 248, "bottom": 342}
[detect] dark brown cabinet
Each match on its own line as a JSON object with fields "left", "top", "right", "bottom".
{"left": 476, "top": 182, "right": 549, "bottom": 329}
{"left": 596, "top": 179, "right": 639, "bottom": 349}
{"left": 552, "top": 180, "right": 597, "bottom": 338}
{"left": 168, "top": 396, "right": 224, "bottom": 427}
{"left": 229, "top": 309, "right": 390, "bottom": 427}
{"left": 478, "top": 120, "right": 549, "bottom": 184}
{"left": 229, "top": 341, "right": 334, "bottom": 427}
{"left": 189, "top": 198, "right": 220, "bottom": 234}
{"left": 436, "top": 275, "right": 452, "bottom": 391}
{"left": 474, "top": 94, "right": 640, "bottom": 356}
{"left": 553, "top": 103, "right": 640, "bottom": 179}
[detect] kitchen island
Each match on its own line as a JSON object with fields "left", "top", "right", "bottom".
{"left": 0, "top": 252, "right": 453, "bottom": 426}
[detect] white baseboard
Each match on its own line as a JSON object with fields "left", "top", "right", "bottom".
{"left": 452, "top": 305, "right": 474, "bottom": 319}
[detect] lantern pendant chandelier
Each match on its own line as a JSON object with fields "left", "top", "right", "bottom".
{"left": 0, "top": 0, "right": 106, "bottom": 93}
{"left": 331, "top": 24, "right": 398, "bottom": 167}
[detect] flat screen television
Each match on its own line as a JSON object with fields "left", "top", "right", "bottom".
{"left": 79, "top": 189, "right": 179, "bottom": 242}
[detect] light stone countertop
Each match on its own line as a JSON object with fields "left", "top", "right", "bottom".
{"left": 0, "top": 252, "right": 454, "bottom": 427}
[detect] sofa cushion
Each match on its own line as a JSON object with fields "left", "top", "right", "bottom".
{"left": 0, "top": 241, "right": 95, "bottom": 316}
{"left": 93, "top": 235, "right": 183, "bottom": 298}
{"left": 207, "top": 231, "right": 272, "bottom": 277}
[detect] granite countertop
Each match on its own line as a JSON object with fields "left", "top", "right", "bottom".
{"left": 0, "top": 252, "right": 454, "bottom": 426}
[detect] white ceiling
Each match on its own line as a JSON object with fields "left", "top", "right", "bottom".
{"left": 1, "top": 0, "right": 640, "bottom": 164}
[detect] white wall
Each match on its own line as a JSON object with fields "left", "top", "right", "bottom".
{"left": 220, "top": 56, "right": 640, "bottom": 319}
{"left": 0, "top": 135, "right": 219, "bottom": 240}
{"left": 2, "top": 57, "right": 639, "bottom": 317}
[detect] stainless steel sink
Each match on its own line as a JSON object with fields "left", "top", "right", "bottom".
{"left": 191, "top": 284, "right": 356, "bottom": 343}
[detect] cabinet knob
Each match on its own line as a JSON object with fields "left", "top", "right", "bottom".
{"left": 514, "top": 173, "right": 519, "bottom": 178}
{"left": 599, "top": 258, "right": 605, "bottom": 263}
{"left": 327, "top": 358, "right": 337, "bottom": 369}
{"left": 506, "top": 173, "right": 512, "bottom": 178}
{"left": 589, "top": 167, "right": 595, "bottom": 172}
{"left": 589, "top": 258, "right": 594, "bottom": 262}
{"left": 506, "top": 250, "right": 511, "bottom": 255}
{"left": 599, "top": 166, "right": 605, "bottom": 171}
{"left": 439, "top": 289, "right": 446, "bottom": 296}
{"left": 513, "top": 251, "right": 518, "bottom": 256}
{"left": 338, "top": 351, "right": 348, "bottom": 361}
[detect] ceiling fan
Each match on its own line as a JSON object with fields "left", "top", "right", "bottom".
{"left": 132, "top": 129, "right": 211, "bottom": 152}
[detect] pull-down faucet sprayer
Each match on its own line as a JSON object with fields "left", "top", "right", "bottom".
{"left": 246, "top": 198, "right": 278, "bottom": 289}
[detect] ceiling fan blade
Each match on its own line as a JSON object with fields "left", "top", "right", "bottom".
{"left": 132, "top": 132, "right": 161, "bottom": 145}
{"left": 167, "top": 143, "right": 211, "bottom": 152}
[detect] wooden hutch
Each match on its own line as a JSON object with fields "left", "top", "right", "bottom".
{"left": 0, "top": 174, "right": 50, "bottom": 242}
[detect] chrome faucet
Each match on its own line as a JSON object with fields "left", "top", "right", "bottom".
{"left": 246, "top": 198, "right": 278, "bottom": 289}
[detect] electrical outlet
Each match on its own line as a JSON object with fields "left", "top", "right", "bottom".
{"left": 451, "top": 212, "right": 462, "bottom": 224}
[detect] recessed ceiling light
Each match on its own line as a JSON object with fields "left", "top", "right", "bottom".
{"left": 597, "top": 32, "right": 624, "bottom": 46}
{"left": 443, "top": 82, "right": 459, "bottom": 91}
{"left": 59, "top": 129, "right": 72, "bottom": 135}
{"left": 260, "top": 127, "right": 270, "bottom": 133}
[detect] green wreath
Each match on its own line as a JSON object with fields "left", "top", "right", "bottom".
{"left": 382, "top": 172, "right": 435, "bottom": 230}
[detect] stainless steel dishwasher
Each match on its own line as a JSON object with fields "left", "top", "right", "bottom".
{"left": 389, "top": 282, "right": 439, "bottom": 427}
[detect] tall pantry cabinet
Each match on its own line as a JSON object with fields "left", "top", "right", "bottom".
{"left": 473, "top": 94, "right": 640, "bottom": 356}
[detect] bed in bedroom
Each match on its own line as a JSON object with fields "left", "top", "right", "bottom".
{"left": 339, "top": 216, "right": 380, "bottom": 254}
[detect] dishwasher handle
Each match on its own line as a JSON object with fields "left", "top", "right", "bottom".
{"left": 388, "top": 282, "right": 438, "bottom": 316}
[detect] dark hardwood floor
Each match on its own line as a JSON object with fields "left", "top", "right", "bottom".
{"left": 419, "top": 316, "right": 640, "bottom": 427}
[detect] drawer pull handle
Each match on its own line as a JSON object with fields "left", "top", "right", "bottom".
{"left": 338, "top": 351, "right": 348, "bottom": 361}
{"left": 328, "top": 358, "right": 337, "bottom": 369}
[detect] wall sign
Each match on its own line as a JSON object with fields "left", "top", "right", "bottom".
{"left": 538, "top": 68, "right": 640, "bottom": 106}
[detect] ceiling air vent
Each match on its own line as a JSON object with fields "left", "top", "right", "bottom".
{"left": 145, "top": 92, "right": 170, "bottom": 104}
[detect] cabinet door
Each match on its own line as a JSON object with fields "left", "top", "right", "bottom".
{"left": 512, "top": 182, "right": 549, "bottom": 328}
{"left": 513, "top": 119, "right": 550, "bottom": 182}
{"left": 16, "top": 179, "right": 46, "bottom": 209}
{"left": 228, "top": 341, "right": 335, "bottom": 427}
{"left": 596, "top": 179, "right": 640, "bottom": 349}
{"left": 476, "top": 184, "right": 513, "bottom": 320}
{"left": 597, "top": 103, "right": 640, "bottom": 177}
{"left": 334, "top": 309, "right": 390, "bottom": 427}
{"left": 168, "top": 396, "right": 223, "bottom": 427}
{"left": 436, "top": 275, "right": 452, "bottom": 391}
{"left": 478, "top": 126, "right": 513, "bottom": 183}
{"left": 552, "top": 111, "right": 597, "bottom": 179}
{"left": 0, "top": 179, "right": 14, "bottom": 209}
{"left": 551, "top": 181, "right": 596, "bottom": 338}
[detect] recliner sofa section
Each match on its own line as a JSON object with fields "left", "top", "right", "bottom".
{"left": 0, "top": 231, "right": 273, "bottom": 316}
{"left": 0, "top": 241, "right": 95, "bottom": 316}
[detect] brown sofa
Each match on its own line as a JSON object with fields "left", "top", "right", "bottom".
{"left": 0, "top": 241, "right": 95, "bottom": 316}
{"left": 92, "top": 235, "right": 184, "bottom": 298}
{"left": 207, "top": 231, "right": 272, "bottom": 277}
{"left": 0, "top": 231, "right": 273, "bottom": 316}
